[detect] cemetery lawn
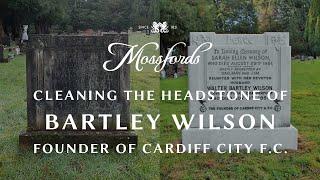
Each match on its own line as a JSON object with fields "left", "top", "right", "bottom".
{"left": 0, "top": 33, "right": 160, "bottom": 179}
{"left": 160, "top": 60, "right": 320, "bottom": 179}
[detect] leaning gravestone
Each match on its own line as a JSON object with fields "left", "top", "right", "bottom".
{"left": 183, "top": 32, "right": 297, "bottom": 151}
{"left": 19, "top": 34, "right": 137, "bottom": 148}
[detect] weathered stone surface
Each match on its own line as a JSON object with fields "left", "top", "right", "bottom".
{"left": 183, "top": 32, "right": 297, "bottom": 151}
{"left": 26, "top": 34, "right": 129, "bottom": 130}
{"left": 20, "top": 34, "right": 137, "bottom": 147}
{"left": 183, "top": 126, "right": 298, "bottom": 151}
{"left": 188, "top": 32, "right": 291, "bottom": 128}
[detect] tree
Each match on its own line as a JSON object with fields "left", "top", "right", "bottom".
{"left": 275, "top": 0, "right": 310, "bottom": 55}
{"left": 2, "top": 0, "right": 160, "bottom": 37}
{"left": 131, "top": 0, "right": 159, "bottom": 30}
{"left": 7, "top": 0, "right": 67, "bottom": 34}
{"left": 305, "top": 0, "right": 320, "bottom": 57}
{"left": 69, "top": 0, "right": 151, "bottom": 32}
{"left": 103, "top": 0, "right": 132, "bottom": 32}
{"left": 160, "top": 0, "right": 218, "bottom": 55}
{"left": 68, "top": 0, "right": 106, "bottom": 31}
{"left": 160, "top": 0, "right": 258, "bottom": 55}
{"left": 216, "top": 0, "right": 258, "bottom": 33}
{"left": 0, "top": 0, "right": 8, "bottom": 43}
{"left": 254, "top": 0, "right": 277, "bottom": 32}
{"left": 254, "top": 0, "right": 310, "bottom": 55}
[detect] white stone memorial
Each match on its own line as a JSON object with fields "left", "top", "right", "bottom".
{"left": 183, "top": 32, "right": 298, "bottom": 151}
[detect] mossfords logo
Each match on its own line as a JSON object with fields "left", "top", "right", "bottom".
{"left": 104, "top": 21, "right": 201, "bottom": 72}
{"left": 138, "top": 21, "right": 177, "bottom": 34}
{"left": 103, "top": 21, "right": 188, "bottom": 72}
{"left": 151, "top": 22, "right": 169, "bottom": 34}
{"left": 103, "top": 42, "right": 212, "bottom": 72}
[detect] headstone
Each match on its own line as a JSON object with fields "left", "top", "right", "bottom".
{"left": 15, "top": 46, "right": 20, "bottom": 55}
{"left": 307, "top": 56, "right": 314, "bottom": 60}
{"left": 20, "top": 25, "right": 29, "bottom": 53}
{"left": 21, "top": 25, "right": 29, "bottom": 42}
{"left": 7, "top": 48, "right": 15, "bottom": 61}
{"left": 19, "top": 34, "right": 137, "bottom": 148}
{"left": 145, "top": 27, "right": 151, "bottom": 35}
{"left": 165, "top": 64, "right": 187, "bottom": 78}
{"left": 183, "top": 32, "right": 297, "bottom": 151}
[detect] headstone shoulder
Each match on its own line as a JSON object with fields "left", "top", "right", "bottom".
{"left": 189, "top": 32, "right": 289, "bottom": 47}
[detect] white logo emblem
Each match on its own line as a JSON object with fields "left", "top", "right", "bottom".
{"left": 151, "top": 22, "right": 169, "bottom": 34}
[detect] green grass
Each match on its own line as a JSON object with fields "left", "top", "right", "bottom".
{"left": 159, "top": 60, "right": 320, "bottom": 179}
{"left": 0, "top": 33, "right": 160, "bottom": 179}
{"left": 1, "top": 33, "right": 320, "bottom": 179}
{"left": 130, "top": 32, "right": 160, "bottom": 72}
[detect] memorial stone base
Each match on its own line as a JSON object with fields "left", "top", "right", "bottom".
{"left": 182, "top": 126, "right": 297, "bottom": 151}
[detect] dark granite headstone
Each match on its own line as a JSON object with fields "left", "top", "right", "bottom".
{"left": 19, "top": 34, "right": 137, "bottom": 148}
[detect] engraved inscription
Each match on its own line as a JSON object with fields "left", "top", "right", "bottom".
{"left": 27, "top": 35, "right": 129, "bottom": 130}
{"left": 227, "top": 35, "right": 253, "bottom": 45}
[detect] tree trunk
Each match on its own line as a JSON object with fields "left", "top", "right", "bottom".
{"left": 0, "top": 18, "right": 5, "bottom": 44}
{"left": 35, "top": 20, "right": 50, "bottom": 34}
{"left": 160, "top": 35, "right": 168, "bottom": 57}
{"left": 12, "top": 14, "right": 21, "bottom": 41}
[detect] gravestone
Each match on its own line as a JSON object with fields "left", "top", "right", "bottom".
{"left": 21, "top": 25, "right": 29, "bottom": 42}
{"left": 19, "top": 34, "right": 137, "bottom": 148}
{"left": 165, "top": 64, "right": 187, "bottom": 78}
{"left": 146, "top": 28, "right": 151, "bottom": 36}
{"left": 183, "top": 32, "right": 297, "bottom": 151}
